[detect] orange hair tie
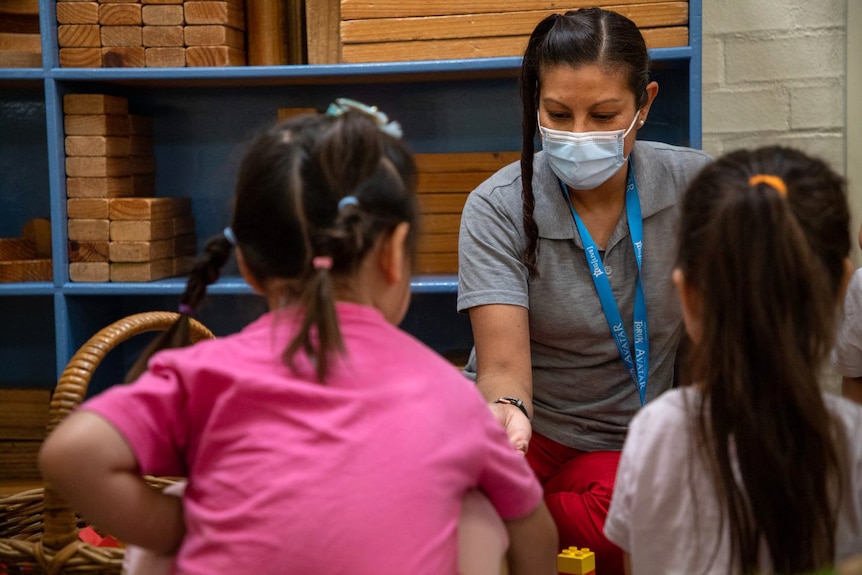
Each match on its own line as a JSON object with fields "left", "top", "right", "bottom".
{"left": 749, "top": 174, "right": 787, "bottom": 197}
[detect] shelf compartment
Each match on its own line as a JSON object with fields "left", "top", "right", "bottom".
{"left": 0, "top": 295, "right": 56, "bottom": 388}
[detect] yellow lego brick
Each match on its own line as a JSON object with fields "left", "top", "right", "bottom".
{"left": 557, "top": 546, "right": 596, "bottom": 575}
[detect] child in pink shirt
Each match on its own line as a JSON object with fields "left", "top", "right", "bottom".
{"left": 39, "top": 100, "right": 558, "bottom": 575}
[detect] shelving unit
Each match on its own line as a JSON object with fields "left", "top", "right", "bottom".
{"left": 0, "top": 0, "right": 702, "bottom": 396}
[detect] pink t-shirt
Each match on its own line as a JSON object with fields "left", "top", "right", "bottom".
{"left": 83, "top": 303, "right": 542, "bottom": 575}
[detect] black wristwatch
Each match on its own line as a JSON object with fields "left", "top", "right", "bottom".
{"left": 494, "top": 396, "right": 530, "bottom": 420}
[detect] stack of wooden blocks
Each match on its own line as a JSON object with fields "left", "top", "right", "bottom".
{"left": 56, "top": 0, "right": 246, "bottom": 68}
{"left": 65, "top": 93, "right": 197, "bottom": 282}
{"left": 0, "top": 389, "right": 50, "bottom": 482}
{"left": 0, "top": 219, "right": 52, "bottom": 283}
{"left": 0, "top": 0, "right": 41, "bottom": 67}
{"left": 306, "top": 0, "right": 690, "bottom": 64}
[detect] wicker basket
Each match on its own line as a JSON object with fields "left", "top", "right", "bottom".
{"left": 0, "top": 311, "right": 214, "bottom": 574}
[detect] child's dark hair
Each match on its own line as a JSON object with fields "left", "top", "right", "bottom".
{"left": 677, "top": 146, "right": 850, "bottom": 573}
{"left": 127, "top": 107, "right": 418, "bottom": 382}
{"left": 518, "top": 8, "right": 650, "bottom": 276}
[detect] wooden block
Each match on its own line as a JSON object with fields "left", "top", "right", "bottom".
{"left": 183, "top": 24, "right": 244, "bottom": 48}
{"left": 144, "top": 45, "right": 184, "bottom": 66}
{"left": 66, "top": 156, "right": 132, "bottom": 177}
{"left": 68, "top": 239, "right": 109, "bottom": 262}
{"left": 142, "top": 0, "right": 183, "bottom": 4}
{"left": 69, "top": 261, "right": 109, "bottom": 281}
{"left": 130, "top": 154, "right": 156, "bottom": 175}
{"left": 0, "top": 49, "right": 41, "bottom": 66}
{"left": 415, "top": 252, "right": 457, "bottom": 275}
{"left": 67, "top": 218, "right": 110, "bottom": 241}
{"left": 276, "top": 107, "right": 317, "bottom": 122}
{"left": 414, "top": 151, "right": 519, "bottom": 172}
{"left": 56, "top": 2, "right": 99, "bottom": 24}
{"left": 640, "top": 26, "right": 688, "bottom": 49}
{"left": 186, "top": 45, "right": 245, "bottom": 66}
{"left": 59, "top": 47, "right": 102, "bottom": 67}
{"left": 0, "top": 259, "right": 52, "bottom": 282}
{"left": 131, "top": 174, "right": 155, "bottom": 196}
{"left": 417, "top": 192, "right": 467, "bottom": 214}
{"left": 0, "top": 0, "right": 40, "bottom": 16}
{"left": 417, "top": 232, "right": 457, "bottom": 253}
{"left": 65, "top": 135, "right": 131, "bottom": 157}
{"left": 21, "top": 218, "right": 52, "bottom": 258}
{"left": 64, "top": 114, "right": 130, "bottom": 136}
{"left": 286, "top": 0, "right": 303, "bottom": 64}
{"left": 129, "top": 115, "right": 153, "bottom": 135}
{"left": 98, "top": 2, "right": 141, "bottom": 24}
{"left": 0, "top": 441, "right": 42, "bottom": 479}
{"left": 0, "top": 32, "right": 40, "bottom": 51}
{"left": 98, "top": 0, "right": 140, "bottom": 4}
{"left": 110, "top": 218, "right": 174, "bottom": 241}
{"left": 172, "top": 215, "right": 195, "bottom": 236}
{"left": 0, "top": 389, "right": 49, "bottom": 440}
{"left": 417, "top": 171, "right": 496, "bottom": 193}
{"left": 172, "top": 255, "right": 194, "bottom": 276}
{"left": 101, "top": 25, "right": 143, "bottom": 46}
{"left": 246, "top": 0, "right": 286, "bottom": 65}
{"left": 420, "top": 213, "right": 461, "bottom": 235}
{"left": 305, "top": 0, "right": 340, "bottom": 64}
{"left": 184, "top": 1, "right": 245, "bottom": 29}
{"left": 57, "top": 24, "right": 100, "bottom": 47}
{"left": 142, "top": 4, "right": 184, "bottom": 25}
{"left": 142, "top": 25, "right": 184, "bottom": 46}
{"left": 109, "top": 197, "right": 191, "bottom": 220}
{"left": 110, "top": 257, "right": 173, "bottom": 281}
{"left": 342, "top": 36, "right": 527, "bottom": 63}
{"left": 67, "top": 197, "right": 110, "bottom": 219}
{"left": 64, "top": 94, "right": 129, "bottom": 115}
{"left": 0, "top": 238, "right": 36, "bottom": 261}
{"left": 109, "top": 238, "right": 173, "bottom": 262}
{"left": 339, "top": 0, "right": 665, "bottom": 19}
{"left": 102, "top": 45, "right": 146, "bottom": 66}
{"left": 130, "top": 135, "right": 153, "bottom": 155}
{"left": 172, "top": 234, "right": 197, "bottom": 256}
{"left": 66, "top": 176, "right": 133, "bottom": 198}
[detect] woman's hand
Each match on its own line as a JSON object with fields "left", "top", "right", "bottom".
{"left": 490, "top": 401, "right": 532, "bottom": 454}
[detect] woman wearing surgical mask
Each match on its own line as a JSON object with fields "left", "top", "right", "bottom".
{"left": 457, "top": 9, "right": 712, "bottom": 575}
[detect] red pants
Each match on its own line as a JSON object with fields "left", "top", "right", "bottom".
{"left": 527, "top": 432, "right": 624, "bottom": 575}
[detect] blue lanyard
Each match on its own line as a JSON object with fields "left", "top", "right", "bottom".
{"left": 560, "top": 166, "right": 649, "bottom": 405}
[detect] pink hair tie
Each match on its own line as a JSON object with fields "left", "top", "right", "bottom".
{"left": 312, "top": 256, "right": 333, "bottom": 270}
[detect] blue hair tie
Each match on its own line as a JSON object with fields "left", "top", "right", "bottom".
{"left": 338, "top": 196, "right": 359, "bottom": 211}
{"left": 223, "top": 227, "right": 237, "bottom": 246}
{"left": 325, "top": 98, "right": 403, "bottom": 139}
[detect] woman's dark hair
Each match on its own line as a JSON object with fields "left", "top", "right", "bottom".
{"left": 677, "top": 146, "right": 850, "bottom": 574}
{"left": 127, "top": 108, "right": 419, "bottom": 383}
{"left": 518, "top": 8, "right": 650, "bottom": 276}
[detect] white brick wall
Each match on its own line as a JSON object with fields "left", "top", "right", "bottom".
{"left": 701, "top": 0, "right": 846, "bottom": 175}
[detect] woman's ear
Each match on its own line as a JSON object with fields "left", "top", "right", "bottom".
{"left": 673, "top": 267, "right": 703, "bottom": 344}
{"left": 378, "top": 222, "right": 411, "bottom": 285}
{"left": 638, "top": 81, "right": 660, "bottom": 127}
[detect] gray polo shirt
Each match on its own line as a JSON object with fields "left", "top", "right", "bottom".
{"left": 457, "top": 141, "right": 713, "bottom": 451}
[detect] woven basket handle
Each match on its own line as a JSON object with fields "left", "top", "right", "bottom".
{"left": 42, "top": 311, "right": 215, "bottom": 550}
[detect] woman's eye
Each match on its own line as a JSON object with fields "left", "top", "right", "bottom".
{"left": 547, "top": 112, "right": 569, "bottom": 120}
{"left": 592, "top": 114, "right": 615, "bottom": 122}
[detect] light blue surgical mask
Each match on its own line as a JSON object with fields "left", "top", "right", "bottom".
{"left": 538, "top": 112, "right": 640, "bottom": 190}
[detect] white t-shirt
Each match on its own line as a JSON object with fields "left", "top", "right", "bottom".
{"left": 833, "top": 268, "right": 862, "bottom": 377}
{"left": 605, "top": 387, "right": 862, "bottom": 574}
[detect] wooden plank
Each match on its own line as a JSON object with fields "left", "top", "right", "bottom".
{"left": 129, "top": 115, "right": 153, "bottom": 135}
{"left": 341, "top": 0, "right": 666, "bottom": 19}
{"left": 109, "top": 197, "right": 192, "bottom": 220}
{"left": 186, "top": 45, "right": 246, "bottom": 66}
{"left": 57, "top": 24, "right": 100, "bottom": 47}
{"left": 102, "top": 45, "right": 146, "bottom": 66}
{"left": 101, "top": 25, "right": 143, "bottom": 46}
{"left": 0, "top": 238, "right": 36, "bottom": 261}
{"left": 0, "top": 12, "right": 39, "bottom": 33}
{"left": 184, "top": 1, "right": 245, "bottom": 29}
{"left": 131, "top": 174, "right": 155, "bottom": 196}
{"left": 56, "top": 2, "right": 99, "bottom": 24}
{"left": 142, "top": 0, "right": 183, "bottom": 4}
{"left": 98, "top": 2, "right": 141, "bottom": 24}
{"left": 276, "top": 107, "right": 317, "bottom": 121}
{"left": 66, "top": 156, "right": 133, "bottom": 177}
{"left": 110, "top": 217, "right": 174, "bottom": 241}
{"left": 109, "top": 238, "right": 174, "bottom": 262}
{"left": 417, "top": 171, "right": 495, "bottom": 193}
{"left": 21, "top": 218, "right": 51, "bottom": 257}
{"left": 172, "top": 234, "right": 197, "bottom": 256}
{"left": 143, "top": 25, "right": 184, "bottom": 46}
{"left": 0, "top": 259, "right": 52, "bottom": 282}
{"left": 142, "top": 4, "right": 184, "bottom": 25}
{"left": 65, "top": 135, "right": 131, "bottom": 156}
{"left": 414, "top": 151, "right": 519, "bottom": 172}
{"left": 66, "top": 176, "right": 134, "bottom": 198}
{"left": 341, "top": 4, "right": 687, "bottom": 44}
{"left": 172, "top": 255, "right": 194, "bottom": 276}
{"left": 0, "top": 0, "right": 40, "bottom": 16}
{"left": 416, "top": 192, "right": 468, "bottom": 214}
{"left": 110, "top": 257, "right": 174, "bottom": 281}
{"left": 417, "top": 232, "right": 457, "bottom": 253}
{"left": 419, "top": 213, "right": 461, "bottom": 235}
{"left": 172, "top": 215, "right": 196, "bottom": 236}
{"left": 68, "top": 218, "right": 110, "bottom": 241}
{"left": 67, "top": 197, "right": 110, "bottom": 219}
{"left": 64, "top": 114, "right": 130, "bottom": 136}
{"left": 145, "top": 46, "right": 186, "bottom": 66}
{"left": 59, "top": 47, "right": 102, "bottom": 67}
{"left": 184, "top": 24, "right": 244, "bottom": 48}
{"left": 130, "top": 154, "right": 155, "bottom": 174}
{"left": 286, "top": 0, "right": 304, "bottom": 64}
{"left": 415, "top": 251, "right": 457, "bottom": 274}
{"left": 69, "top": 261, "right": 109, "bottom": 281}
{"left": 64, "top": 94, "right": 129, "bottom": 115}
{"left": 305, "top": 0, "right": 339, "bottom": 64}
{"left": 0, "top": 32, "right": 40, "bottom": 51}
{"left": 0, "top": 49, "right": 40, "bottom": 66}
{"left": 246, "top": 0, "right": 287, "bottom": 65}
{"left": 130, "top": 135, "right": 153, "bottom": 154}
{"left": 0, "top": 389, "right": 50, "bottom": 402}
{"left": 68, "top": 239, "right": 110, "bottom": 262}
